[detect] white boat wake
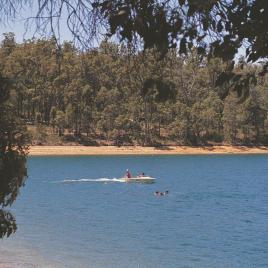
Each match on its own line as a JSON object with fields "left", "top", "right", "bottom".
{"left": 61, "top": 176, "right": 155, "bottom": 184}
{"left": 62, "top": 178, "right": 125, "bottom": 183}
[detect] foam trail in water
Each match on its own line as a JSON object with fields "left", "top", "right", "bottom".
{"left": 62, "top": 178, "right": 125, "bottom": 183}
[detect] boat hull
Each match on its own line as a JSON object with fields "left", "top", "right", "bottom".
{"left": 122, "top": 176, "right": 156, "bottom": 184}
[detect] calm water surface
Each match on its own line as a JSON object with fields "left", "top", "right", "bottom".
{"left": 1, "top": 155, "right": 268, "bottom": 268}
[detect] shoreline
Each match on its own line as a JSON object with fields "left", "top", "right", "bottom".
{"left": 0, "top": 239, "right": 63, "bottom": 268}
{"left": 29, "top": 145, "right": 268, "bottom": 156}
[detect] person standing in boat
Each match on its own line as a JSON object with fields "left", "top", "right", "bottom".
{"left": 125, "top": 169, "right": 131, "bottom": 178}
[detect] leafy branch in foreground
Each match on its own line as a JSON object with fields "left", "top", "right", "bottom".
{"left": 0, "top": 73, "right": 30, "bottom": 238}
{"left": 1, "top": 1, "right": 267, "bottom": 64}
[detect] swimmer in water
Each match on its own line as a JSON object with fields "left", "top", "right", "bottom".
{"left": 154, "top": 190, "right": 169, "bottom": 196}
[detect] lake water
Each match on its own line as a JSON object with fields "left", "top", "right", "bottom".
{"left": 1, "top": 155, "right": 268, "bottom": 268}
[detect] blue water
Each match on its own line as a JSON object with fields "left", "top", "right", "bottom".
{"left": 2, "top": 155, "right": 268, "bottom": 267}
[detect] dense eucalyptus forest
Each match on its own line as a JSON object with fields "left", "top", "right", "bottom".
{"left": 1, "top": 32, "right": 268, "bottom": 146}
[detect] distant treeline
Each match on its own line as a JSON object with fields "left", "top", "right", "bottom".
{"left": 1, "top": 32, "right": 268, "bottom": 146}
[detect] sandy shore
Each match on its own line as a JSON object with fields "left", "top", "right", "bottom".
{"left": 29, "top": 145, "right": 268, "bottom": 156}
{"left": 0, "top": 241, "right": 63, "bottom": 268}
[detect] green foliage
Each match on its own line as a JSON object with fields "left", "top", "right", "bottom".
{"left": 0, "top": 72, "right": 29, "bottom": 238}
{"left": 1, "top": 35, "right": 268, "bottom": 147}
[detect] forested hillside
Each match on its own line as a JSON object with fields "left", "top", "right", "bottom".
{"left": 1, "top": 33, "right": 268, "bottom": 146}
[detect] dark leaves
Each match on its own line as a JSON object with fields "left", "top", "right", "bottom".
{"left": 197, "top": 45, "right": 206, "bottom": 55}
{"left": 216, "top": 70, "right": 258, "bottom": 103}
{"left": 0, "top": 75, "right": 11, "bottom": 104}
{"left": 0, "top": 210, "right": 17, "bottom": 238}
{"left": 217, "top": 21, "right": 223, "bottom": 32}
{"left": 232, "top": 75, "right": 254, "bottom": 102}
{"left": 179, "top": 37, "right": 187, "bottom": 54}
{"left": 216, "top": 72, "right": 235, "bottom": 87}
{"left": 142, "top": 78, "right": 176, "bottom": 102}
{"left": 0, "top": 73, "right": 29, "bottom": 239}
{"left": 92, "top": 0, "right": 267, "bottom": 79}
{"left": 202, "top": 18, "right": 209, "bottom": 31}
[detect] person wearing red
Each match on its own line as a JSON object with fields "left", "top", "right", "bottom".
{"left": 125, "top": 169, "right": 131, "bottom": 178}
